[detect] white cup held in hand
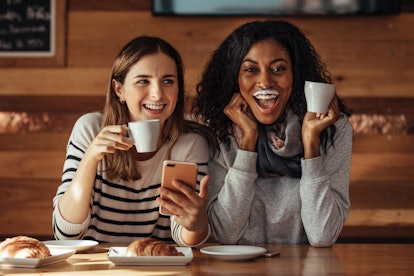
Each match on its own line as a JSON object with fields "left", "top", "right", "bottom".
{"left": 127, "top": 119, "right": 160, "bottom": 153}
{"left": 304, "top": 81, "right": 336, "bottom": 113}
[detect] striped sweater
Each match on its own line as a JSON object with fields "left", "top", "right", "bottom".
{"left": 52, "top": 112, "right": 209, "bottom": 245}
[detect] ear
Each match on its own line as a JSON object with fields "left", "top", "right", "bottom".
{"left": 112, "top": 79, "right": 125, "bottom": 101}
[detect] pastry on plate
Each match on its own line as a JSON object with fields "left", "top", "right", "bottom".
{"left": 126, "top": 238, "right": 184, "bottom": 257}
{"left": 0, "top": 236, "right": 51, "bottom": 258}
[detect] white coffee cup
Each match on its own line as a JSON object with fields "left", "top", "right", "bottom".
{"left": 304, "top": 81, "right": 336, "bottom": 113}
{"left": 127, "top": 119, "right": 160, "bottom": 153}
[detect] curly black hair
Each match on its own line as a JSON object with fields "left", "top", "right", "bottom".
{"left": 193, "top": 20, "right": 352, "bottom": 150}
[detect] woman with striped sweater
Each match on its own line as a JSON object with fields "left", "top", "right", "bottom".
{"left": 52, "top": 36, "right": 216, "bottom": 247}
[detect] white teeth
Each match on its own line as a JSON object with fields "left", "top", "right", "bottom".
{"left": 253, "top": 89, "right": 279, "bottom": 100}
{"left": 144, "top": 103, "right": 164, "bottom": 110}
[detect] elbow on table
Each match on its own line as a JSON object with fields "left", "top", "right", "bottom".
{"left": 307, "top": 231, "right": 338, "bottom": 247}
{"left": 308, "top": 238, "right": 335, "bottom": 248}
{"left": 306, "top": 226, "right": 340, "bottom": 247}
{"left": 304, "top": 218, "right": 344, "bottom": 247}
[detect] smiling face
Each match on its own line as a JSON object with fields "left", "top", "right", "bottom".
{"left": 238, "top": 39, "right": 293, "bottom": 125}
{"left": 114, "top": 52, "right": 178, "bottom": 128}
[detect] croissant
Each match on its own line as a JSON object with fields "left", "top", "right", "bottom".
{"left": 126, "top": 238, "right": 184, "bottom": 256}
{"left": 0, "top": 236, "right": 51, "bottom": 259}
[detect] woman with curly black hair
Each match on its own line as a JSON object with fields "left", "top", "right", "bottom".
{"left": 192, "top": 20, "right": 353, "bottom": 247}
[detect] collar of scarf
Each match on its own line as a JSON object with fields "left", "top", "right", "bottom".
{"left": 256, "top": 110, "right": 304, "bottom": 178}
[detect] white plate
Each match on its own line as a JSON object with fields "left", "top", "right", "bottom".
{"left": 107, "top": 247, "right": 193, "bottom": 266}
{"left": 43, "top": 240, "right": 98, "bottom": 252}
{"left": 0, "top": 249, "right": 75, "bottom": 268}
{"left": 200, "top": 245, "right": 267, "bottom": 261}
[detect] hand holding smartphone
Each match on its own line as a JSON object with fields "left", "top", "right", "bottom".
{"left": 159, "top": 160, "right": 198, "bottom": 215}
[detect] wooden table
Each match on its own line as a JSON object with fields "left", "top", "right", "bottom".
{"left": 1, "top": 243, "right": 413, "bottom": 275}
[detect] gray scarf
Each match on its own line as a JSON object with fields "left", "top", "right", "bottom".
{"left": 256, "top": 111, "right": 303, "bottom": 178}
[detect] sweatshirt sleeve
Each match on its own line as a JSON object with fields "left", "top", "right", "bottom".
{"left": 299, "top": 115, "right": 353, "bottom": 247}
{"left": 207, "top": 145, "right": 258, "bottom": 244}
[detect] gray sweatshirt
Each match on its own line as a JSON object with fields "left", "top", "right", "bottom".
{"left": 207, "top": 115, "right": 353, "bottom": 247}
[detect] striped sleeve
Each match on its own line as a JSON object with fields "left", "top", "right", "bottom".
{"left": 52, "top": 112, "right": 102, "bottom": 240}
{"left": 170, "top": 133, "right": 211, "bottom": 246}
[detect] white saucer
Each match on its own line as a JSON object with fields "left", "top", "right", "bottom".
{"left": 42, "top": 240, "right": 98, "bottom": 252}
{"left": 200, "top": 245, "right": 266, "bottom": 261}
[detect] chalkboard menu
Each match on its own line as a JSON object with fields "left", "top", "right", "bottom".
{"left": 0, "top": 0, "right": 65, "bottom": 66}
{"left": 0, "top": 0, "right": 55, "bottom": 57}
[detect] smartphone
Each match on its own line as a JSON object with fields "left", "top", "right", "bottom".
{"left": 160, "top": 160, "right": 198, "bottom": 215}
{"left": 161, "top": 160, "right": 198, "bottom": 190}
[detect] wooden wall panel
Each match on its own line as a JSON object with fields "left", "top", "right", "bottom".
{"left": 351, "top": 153, "right": 414, "bottom": 182}
{"left": 0, "top": 151, "right": 64, "bottom": 179}
{"left": 0, "top": 68, "right": 108, "bottom": 96}
{"left": 0, "top": 179, "right": 56, "bottom": 237}
{"left": 351, "top": 135, "right": 414, "bottom": 153}
{"left": 67, "top": 9, "right": 414, "bottom": 97}
{"left": 0, "top": 133, "right": 69, "bottom": 151}
{"left": 64, "top": 13, "right": 414, "bottom": 64}
{"left": 1, "top": 12, "right": 413, "bottom": 98}
{"left": 349, "top": 180, "right": 414, "bottom": 210}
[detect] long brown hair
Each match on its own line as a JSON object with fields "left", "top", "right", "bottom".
{"left": 101, "top": 36, "right": 216, "bottom": 181}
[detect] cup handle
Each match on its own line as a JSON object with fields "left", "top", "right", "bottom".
{"left": 126, "top": 127, "right": 134, "bottom": 144}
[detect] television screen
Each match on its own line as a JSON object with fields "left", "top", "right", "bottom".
{"left": 152, "top": 0, "right": 401, "bottom": 16}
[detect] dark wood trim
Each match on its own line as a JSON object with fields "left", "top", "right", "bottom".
{"left": 402, "top": 0, "right": 414, "bottom": 12}
{"left": 69, "top": 0, "right": 151, "bottom": 11}
{"left": 344, "top": 97, "right": 414, "bottom": 115}
{"left": 350, "top": 180, "right": 414, "bottom": 209}
{"left": 339, "top": 226, "right": 414, "bottom": 240}
{"left": 0, "top": 95, "right": 105, "bottom": 112}
{"left": 352, "top": 135, "right": 414, "bottom": 153}
{"left": 0, "top": 133, "right": 69, "bottom": 150}
{"left": 68, "top": 0, "right": 413, "bottom": 13}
